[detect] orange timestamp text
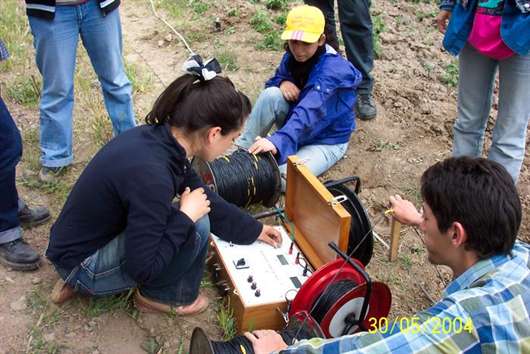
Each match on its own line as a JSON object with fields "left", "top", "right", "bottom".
{"left": 367, "top": 316, "right": 474, "bottom": 335}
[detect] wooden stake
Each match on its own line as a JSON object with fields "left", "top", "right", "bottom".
{"left": 389, "top": 218, "right": 401, "bottom": 261}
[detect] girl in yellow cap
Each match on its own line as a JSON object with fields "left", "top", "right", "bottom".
{"left": 237, "top": 5, "right": 362, "bottom": 188}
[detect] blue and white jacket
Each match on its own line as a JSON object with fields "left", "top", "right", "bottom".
{"left": 264, "top": 45, "right": 362, "bottom": 164}
{"left": 440, "top": 0, "right": 530, "bottom": 55}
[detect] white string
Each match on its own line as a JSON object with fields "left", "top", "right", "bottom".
{"left": 147, "top": 0, "right": 195, "bottom": 55}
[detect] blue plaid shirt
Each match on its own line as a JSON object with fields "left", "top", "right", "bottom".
{"left": 279, "top": 242, "right": 530, "bottom": 353}
{"left": 0, "top": 39, "right": 9, "bottom": 61}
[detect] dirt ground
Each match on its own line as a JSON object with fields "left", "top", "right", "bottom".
{"left": 0, "top": 0, "right": 528, "bottom": 353}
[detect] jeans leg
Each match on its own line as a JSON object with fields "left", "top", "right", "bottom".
{"left": 337, "top": 0, "right": 374, "bottom": 94}
{"left": 140, "top": 215, "right": 211, "bottom": 306}
{"left": 278, "top": 143, "right": 349, "bottom": 190}
{"left": 304, "top": 0, "right": 340, "bottom": 51}
{"left": 57, "top": 233, "right": 137, "bottom": 296}
{"left": 488, "top": 52, "right": 530, "bottom": 183}
{"left": 237, "top": 87, "right": 290, "bottom": 149}
{"left": 80, "top": 1, "right": 135, "bottom": 134}
{"left": 28, "top": 7, "right": 80, "bottom": 168}
{"left": 453, "top": 45, "right": 498, "bottom": 158}
{"left": 0, "top": 97, "right": 22, "bottom": 243}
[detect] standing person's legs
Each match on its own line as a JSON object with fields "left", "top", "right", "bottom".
{"left": 337, "top": 0, "right": 374, "bottom": 96}
{"left": 488, "top": 52, "right": 530, "bottom": 183}
{"left": 337, "top": 0, "right": 377, "bottom": 120}
{"left": 80, "top": 0, "right": 135, "bottom": 134}
{"left": 304, "top": 0, "right": 340, "bottom": 51}
{"left": 453, "top": 45, "right": 498, "bottom": 158}
{"left": 0, "top": 97, "right": 40, "bottom": 270}
{"left": 28, "top": 7, "right": 80, "bottom": 168}
{"left": 237, "top": 87, "right": 290, "bottom": 149}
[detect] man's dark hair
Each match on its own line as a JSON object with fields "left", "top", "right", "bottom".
{"left": 421, "top": 157, "right": 521, "bottom": 259}
{"left": 145, "top": 74, "right": 251, "bottom": 135}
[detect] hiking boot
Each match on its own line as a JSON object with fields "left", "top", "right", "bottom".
{"left": 356, "top": 93, "right": 377, "bottom": 121}
{"left": 38, "top": 166, "right": 66, "bottom": 183}
{"left": 50, "top": 278, "right": 76, "bottom": 305}
{"left": 134, "top": 290, "right": 209, "bottom": 315}
{"left": 18, "top": 204, "right": 50, "bottom": 229}
{"left": 0, "top": 239, "right": 40, "bottom": 271}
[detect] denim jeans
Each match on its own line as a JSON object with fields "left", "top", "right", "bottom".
{"left": 0, "top": 97, "right": 22, "bottom": 244}
{"left": 453, "top": 44, "right": 530, "bottom": 183}
{"left": 237, "top": 87, "right": 349, "bottom": 189}
{"left": 55, "top": 216, "right": 211, "bottom": 306}
{"left": 305, "top": 0, "right": 374, "bottom": 94}
{"left": 28, "top": 0, "right": 135, "bottom": 168}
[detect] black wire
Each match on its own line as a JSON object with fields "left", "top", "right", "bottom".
{"left": 310, "top": 279, "right": 358, "bottom": 324}
{"left": 209, "top": 149, "right": 278, "bottom": 207}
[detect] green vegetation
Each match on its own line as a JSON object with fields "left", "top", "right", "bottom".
{"left": 441, "top": 61, "right": 459, "bottom": 87}
{"left": 251, "top": 10, "right": 274, "bottom": 33}
{"left": 372, "top": 14, "right": 386, "bottom": 59}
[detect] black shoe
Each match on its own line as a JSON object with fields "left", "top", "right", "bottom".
{"left": 356, "top": 93, "right": 377, "bottom": 121}
{"left": 18, "top": 204, "right": 51, "bottom": 228}
{"left": 0, "top": 239, "right": 40, "bottom": 271}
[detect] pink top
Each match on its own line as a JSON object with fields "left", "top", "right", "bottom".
{"left": 468, "top": 0, "right": 515, "bottom": 60}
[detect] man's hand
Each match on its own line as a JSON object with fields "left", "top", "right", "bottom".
{"left": 249, "top": 137, "right": 278, "bottom": 155}
{"left": 435, "top": 10, "right": 451, "bottom": 33}
{"left": 244, "top": 330, "right": 288, "bottom": 354}
{"left": 257, "top": 225, "right": 282, "bottom": 248}
{"left": 389, "top": 195, "right": 423, "bottom": 226}
{"left": 180, "top": 187, "right": 210, "bottom": 222}
{"left": 280, "top": 81, "right": 300, "bottom": 102}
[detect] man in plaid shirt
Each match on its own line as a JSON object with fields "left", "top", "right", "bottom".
{"left": 240, "top": 157, "right": 530, "bottom": 353}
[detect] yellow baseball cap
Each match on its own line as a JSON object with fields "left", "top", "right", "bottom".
{"left": 281, "top": 5, "right": 325, "bottom": 43}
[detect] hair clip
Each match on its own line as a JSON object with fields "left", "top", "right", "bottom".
{"left": 182, "top": 54, "right": 222, "bottom": 81}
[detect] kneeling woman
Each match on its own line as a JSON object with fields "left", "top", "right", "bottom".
{"left": 47, "top": 72, "right": 281, "bottom": 315}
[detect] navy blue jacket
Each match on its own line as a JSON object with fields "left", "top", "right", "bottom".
{"left": 47, "top": 124, "right": 262, "bottom": 284}
{"left": 440, "top": 0, "right": 530, "bottom": 55}
{"left": 264, "top": 45, "right": 362, "bottom": 164}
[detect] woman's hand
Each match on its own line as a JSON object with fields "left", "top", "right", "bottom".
{"left": 249, "top": 137, "right": 277, "bottom": 155}
{"left": 388, "top": 194, "right": 423, "bottom": 226}
{"left": 257, "top": 225, "right": 282, "bottom": 248}
{"left": 244, "top": 330, "right": 288, "bottom": 354}
{"left": 179, "top": 187, "right": 210, "bottom": 222}
{"left": 436, "top": 10, "right": 451, "bottom": 33}
{"left": 280, "top": 81, "right": 300, "bottom": 102}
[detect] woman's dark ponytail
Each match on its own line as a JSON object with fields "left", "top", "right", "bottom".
{"left": 145, "top": 74, "right": 251, "bottom": 135}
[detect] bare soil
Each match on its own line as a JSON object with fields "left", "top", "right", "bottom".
{"left": 1, "top": 0, "right": 528, "bottom": 353}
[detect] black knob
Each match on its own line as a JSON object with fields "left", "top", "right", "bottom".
{"left": 251, "top": 282, "right": 257, "bottom": 290}
{"left": 247, "top": 275, "right": 253, "bottom": 283}
{"left": 236, "top": 258, "right": 246, "bottom": 266}
{"left": 255, "top": 289, "right": 261, "bottom": 297}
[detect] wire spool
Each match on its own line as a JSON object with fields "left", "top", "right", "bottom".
{"left": 325, "top": 181, "right": 374, "bottom": 266}
{"left": 191, "top": 148, "right": 281, "bottom": 207}
{"left": 290, "top": 259, "right": 391, "bottom": 338}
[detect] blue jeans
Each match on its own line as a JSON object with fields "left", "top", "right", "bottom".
{"left": 0, "top": 97, "right": 22, "bottom": 244}
{"left": 237, "top": 87, "right": 349, "bottom": 189}
{"left": 28, "top": 0, "right": 135, "bottom": 168}
{"left": 453, "top": 44, "right": 530, "bottom": 183}
{"left": 55, "top": 216, "right": 211, "bottom": 306}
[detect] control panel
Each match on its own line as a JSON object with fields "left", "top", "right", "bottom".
{"left": 211, "top": 226, "right": 313, "bottom": 307}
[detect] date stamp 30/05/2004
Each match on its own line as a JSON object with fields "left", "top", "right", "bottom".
{"left": 367, "top": 316, "right": 475, "bottom": 335}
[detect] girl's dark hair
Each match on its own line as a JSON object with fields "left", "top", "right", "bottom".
{"left": 145, "top": 74, "right": 251, "bottom": 135}
{"left": 421, "top": 157, "right": 521, "bottom": 259}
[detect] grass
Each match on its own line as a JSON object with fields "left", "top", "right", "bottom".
{"left": 5, "top": 76, "right": 41, "bottom": 107}
{"left": 251, "top": 10, "right": 274, "bottom": 33}
{"left": 372, "top": 14, "right": 386, "bottom": 59}
{"left": 215, "top": 49, "right": 240, "bottom": 72}
{"left": 440, "top": 61, "right": 459, "bottom": 87}
{"left": 125, "top": 60, "right": 153, "bottom": 95}
{"left": 217, "top": 299, "right": 237, "bottom": 340}
{"left": 0, "top": 0, "right": 32, "bottom": 71}
{"left": 399, "top": 254, "right": 413, "bottom": 270}
{"left": 256, "top": 32, "right": 283, "bottom": 51}
{"left": 141, "top": 337, "right": 162, "bottom": 354}
{"left": 80, "top": 289, "right": 135, "bottom": 318}
{"left": 266, "top": 0, "right": 288, "bottom": 10}
{"left": 26, "top": 288, "right": 63, "bottom": 353}
{"left": 189, "top": 0, "right": 209, "bottom": 15}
